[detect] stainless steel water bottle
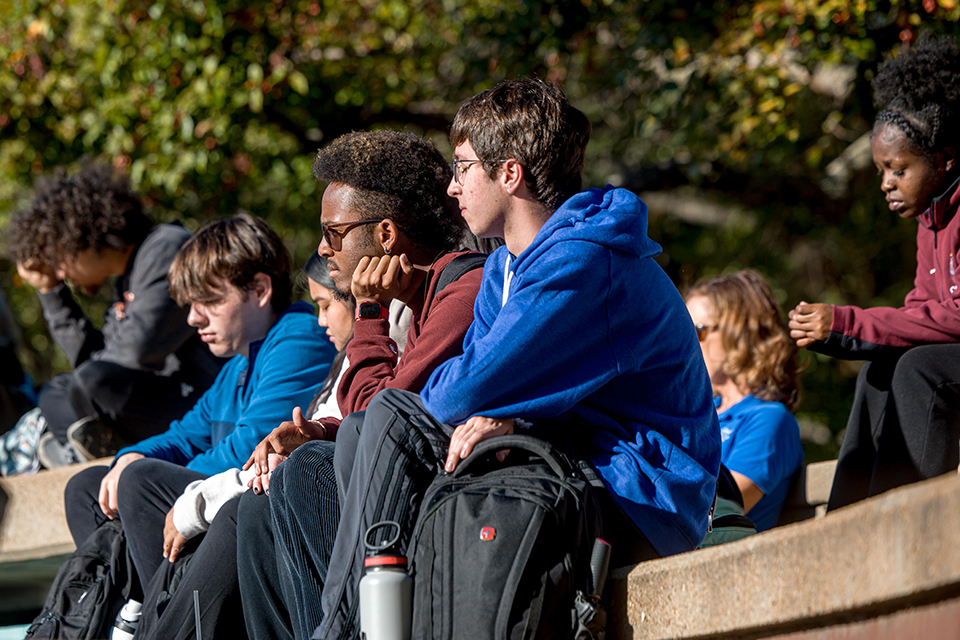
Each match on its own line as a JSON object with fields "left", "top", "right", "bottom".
{"left": 358, "top": 520, "right": 412, "bottom": 640}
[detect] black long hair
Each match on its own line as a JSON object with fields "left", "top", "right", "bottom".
{"left": 303, "top": 252, "right": 355, "bottom": 416}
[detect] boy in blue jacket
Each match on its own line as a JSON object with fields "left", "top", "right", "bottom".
{"left": 63, "top": 213, "right": 334, "bottom": 595}
{"left": 312, "top": 79, "right": 720, "bottom": 639}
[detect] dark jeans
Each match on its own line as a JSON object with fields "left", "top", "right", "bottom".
{"left": 239, "top": 442, "right": 341, "bottom": 640}
{"left": 828, "top": 343, "right": 960, "bottom": 511}
{"left": 137, "top": 496, "right": 247, "bottom": 640}
{"left": 64, "top": 459, "right": 206, "bottom": 595}
{"left": 40, "top": 360, "right": 206, "bottom": 445}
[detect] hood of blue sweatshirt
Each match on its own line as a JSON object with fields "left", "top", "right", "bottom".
{"left": 422, "top": 186, "right": 720, "bottom": 556}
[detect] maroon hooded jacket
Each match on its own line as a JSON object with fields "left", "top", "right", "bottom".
{"left": 816, "top": 176, "right": 960, "bottom": 357}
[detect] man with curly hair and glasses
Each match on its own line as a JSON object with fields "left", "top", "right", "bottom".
{"left": 305, "top": 78, "right": 720, "bottom": 640}
{"left": 5, "top": 163, "right": 223, "bottom": 467}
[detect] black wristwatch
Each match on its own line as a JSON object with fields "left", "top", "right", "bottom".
{"left": 356, "top": 302, "right": 389, "bottom": 321}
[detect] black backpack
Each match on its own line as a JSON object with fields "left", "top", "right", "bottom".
{"left": 26, "top": 518, "right": 134, "bottom": 639}
{"left": 407, "top": 434, "right": 606, "bottom": 639}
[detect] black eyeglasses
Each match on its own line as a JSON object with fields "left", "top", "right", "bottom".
{"left": 320, "top": 219, "right": 383, "bottom": 250}
{"left": 695, "top": 323, "right": 718, "bottom": 342}
{"left": 451, "top": 158, "right": 484, "bottom": 185}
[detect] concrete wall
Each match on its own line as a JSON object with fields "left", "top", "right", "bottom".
{"left": 612, "top": 471, "right": 960, "bottom": 640}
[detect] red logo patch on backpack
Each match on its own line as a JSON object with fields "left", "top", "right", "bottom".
{"left": 479, "top": 526, "right": 496, "bottom": 541}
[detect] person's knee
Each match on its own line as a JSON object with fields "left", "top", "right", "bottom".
{"left": 72, "top": 360, "right": 126, "bottom": 413}
{"left": 65, "top": 465, "right": 108, "bottom": 505}
{"left": 116, "top": 458, "right": 169, "bottom": 509}
{"left": 892, "top": 346, "right": 942, "bottom": 390}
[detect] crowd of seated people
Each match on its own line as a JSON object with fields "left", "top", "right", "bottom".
{"left": 2, "top": 36, "right": 960, "bottom": 639}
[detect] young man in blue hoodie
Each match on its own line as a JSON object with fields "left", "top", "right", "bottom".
{"left": 63, "top": 213, "right": 335, "bottom": 598}
{"left": 311, "top": 78, "right": 721, "bottom": 640}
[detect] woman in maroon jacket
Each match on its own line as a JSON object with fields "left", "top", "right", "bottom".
{"left": 789, "top": 37, "right": 960, "bottom": 510}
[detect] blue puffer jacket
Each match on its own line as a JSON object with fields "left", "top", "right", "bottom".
{"left": 116, "top": 301, "right": 336, "bottom": 476}
{"left": 421, "top": 186, "right": 720, "bottom": 556}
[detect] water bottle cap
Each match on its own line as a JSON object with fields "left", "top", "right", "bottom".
{"left": 364, "top": 555, "right": 408, "bottom": 568}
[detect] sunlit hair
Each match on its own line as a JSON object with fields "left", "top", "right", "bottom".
{"left": 6, "top": 162, "right": 150, "bottom": 267}
{"left": 686, "top": 269, "right": 800, "bottom": 411}
{"left": 450, "top": 77, "right": 591, "bottom": 212}
{"left": 168, "top": 212, "right": 292, "bottom": 314}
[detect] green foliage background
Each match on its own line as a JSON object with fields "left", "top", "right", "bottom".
{"left": 3, "top": 0, "right": 960, "bottom": 461}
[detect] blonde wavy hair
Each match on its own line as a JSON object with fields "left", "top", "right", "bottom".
{"left": 686, "top": 269, "right": 800, "bottom": 411}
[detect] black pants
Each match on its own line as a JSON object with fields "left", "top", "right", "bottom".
{"left": 237, "top": 442, "right": 341, "bottom": 640}
{"left": 40, "top": 360, "right": 206, "bottom": 445}
{"left": 137, "top": 496, "right": 247, "bottom": 640}
{"left": 64, "top": 458, "right": 206, "bottom": 594}
{"left": 828, "top": 344, "right": 960, "bottom": 511}
{"left": 311, "top": 389, "right": 657, "bottom": 640}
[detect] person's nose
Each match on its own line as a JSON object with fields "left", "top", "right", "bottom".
{"left": 447, "top": 174, "right": 461, "bottom": 197}
{"left": 880, "top": 170, "right": 896, "bottom": 193}
{"left": 187, "top": 303, "right": 207, "bottom": 328}
{"left": 317, "top": 240, "right": 334, "bottom": 258}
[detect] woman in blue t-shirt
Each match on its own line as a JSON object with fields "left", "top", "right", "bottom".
{"left": 686, "top": 270, "right": 803, "bottom": 531}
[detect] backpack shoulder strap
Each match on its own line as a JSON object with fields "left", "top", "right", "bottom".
{"left": 435, "top": 253, "right": 488, "bottom": 296}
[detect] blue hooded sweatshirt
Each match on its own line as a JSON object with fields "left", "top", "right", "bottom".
{"left": 116, "top": 301, "right": 335, "bottom": 476}
{"left": 421, "top": 186, "right": 720, "bottom": 556}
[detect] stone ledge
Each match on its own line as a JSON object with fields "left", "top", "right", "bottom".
{"left": 619, "top": 471, "right": 960, "bottom": 639}
{"left": 0, "top": 458, "right": 110, "bottom": 563}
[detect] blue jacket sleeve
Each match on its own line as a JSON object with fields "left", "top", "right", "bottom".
{"left": 421, "top": 243, "right": 621, "bottom": 424}
{"left": 184, "top": 327, "right": 335, "bottom": 475}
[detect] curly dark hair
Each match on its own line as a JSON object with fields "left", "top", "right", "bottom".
{"left": 312, "top": 131, "right": 464, "bottom": 254}
{"left": 873, "top": 35, "right": 960, "bottom": 158}
{"left": 5, "top": 163, "right": 151, "bottom": 267}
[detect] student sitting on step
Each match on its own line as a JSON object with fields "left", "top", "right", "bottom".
{"left": 686, "top": 269, "right": 803, "bottom": 531}
{"left": 6, "top": 163, "right": 223, "bottom": 466}
{"left": 62, "top": 212, "right": 335, "bottom": 603}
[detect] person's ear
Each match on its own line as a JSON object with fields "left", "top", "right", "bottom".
{"left": 500, "top": 159, "right": 526, "bottom": 195}
{"left": 944, "top": 147, "right": 957, "bottom": 174}
{"left": 375, "top": 219, "right": 401, "bottom": 255}
{"left": 250, "top": 272, "right": 274, "bottom": 308}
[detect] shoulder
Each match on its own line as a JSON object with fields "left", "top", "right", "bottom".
{"left": 140, "top": 223, "right": 192, "bottom": 253}
{"left": 266, "top": 302, "right": 325, "bottom": 342}
{"left": 130, "top": 224, "right": 191, "bottom": 276}
{"left": 726, "top": 397, "right": 798, "bottom": 432}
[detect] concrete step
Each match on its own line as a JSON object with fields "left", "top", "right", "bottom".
{"left": 0, "top": 459, "right": 110, "bottom": 619}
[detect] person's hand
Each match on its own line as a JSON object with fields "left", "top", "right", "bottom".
{"left": 444, "top": 416, "right": 514, "bottom": 473}
{"left": 162, "top": 506, "right": 188, "bottom": 563}
{"left": 98, "top": 453, "right": 144, "bottom": 519}
{"left": 248, "top": 452, "right": 286, "bottom": 495}
{"left": 243, "top": 407, "right": 327, "bottom": 476}
{"left": 788, "top": 302, "right": 833, "bottom": 348}
{"left": 351, "top": 254, "right": 415, "bottom": 306}
{"left": 16, "top": 260, "right": 61, "bottom": 294}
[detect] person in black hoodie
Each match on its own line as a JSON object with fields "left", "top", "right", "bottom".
{"left": 6, "top": 163, "right": 223, "bottom": 466}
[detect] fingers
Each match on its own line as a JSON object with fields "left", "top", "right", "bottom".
{"left": 292, "top": 406, "right": 305, "bottom": 427}
{"left": 251, "top": 473, "right": 270, "bottom": 495}
{"left": 166, "top": 534, "right": 186, "bottom": 563}
{"left": 98, "top": 472, "right": 119, "bottom": 519}
{"left": 352, "top": 255, "right": 411, "bottom": 303}
{"left": 98, "top": 481, "right": 116, "bottom": 520}
{"left": 444, "top": 417, "right": 514, "bottom": 473}
{"left": 242, "top": 449, "right": 256, "bottom": 471}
